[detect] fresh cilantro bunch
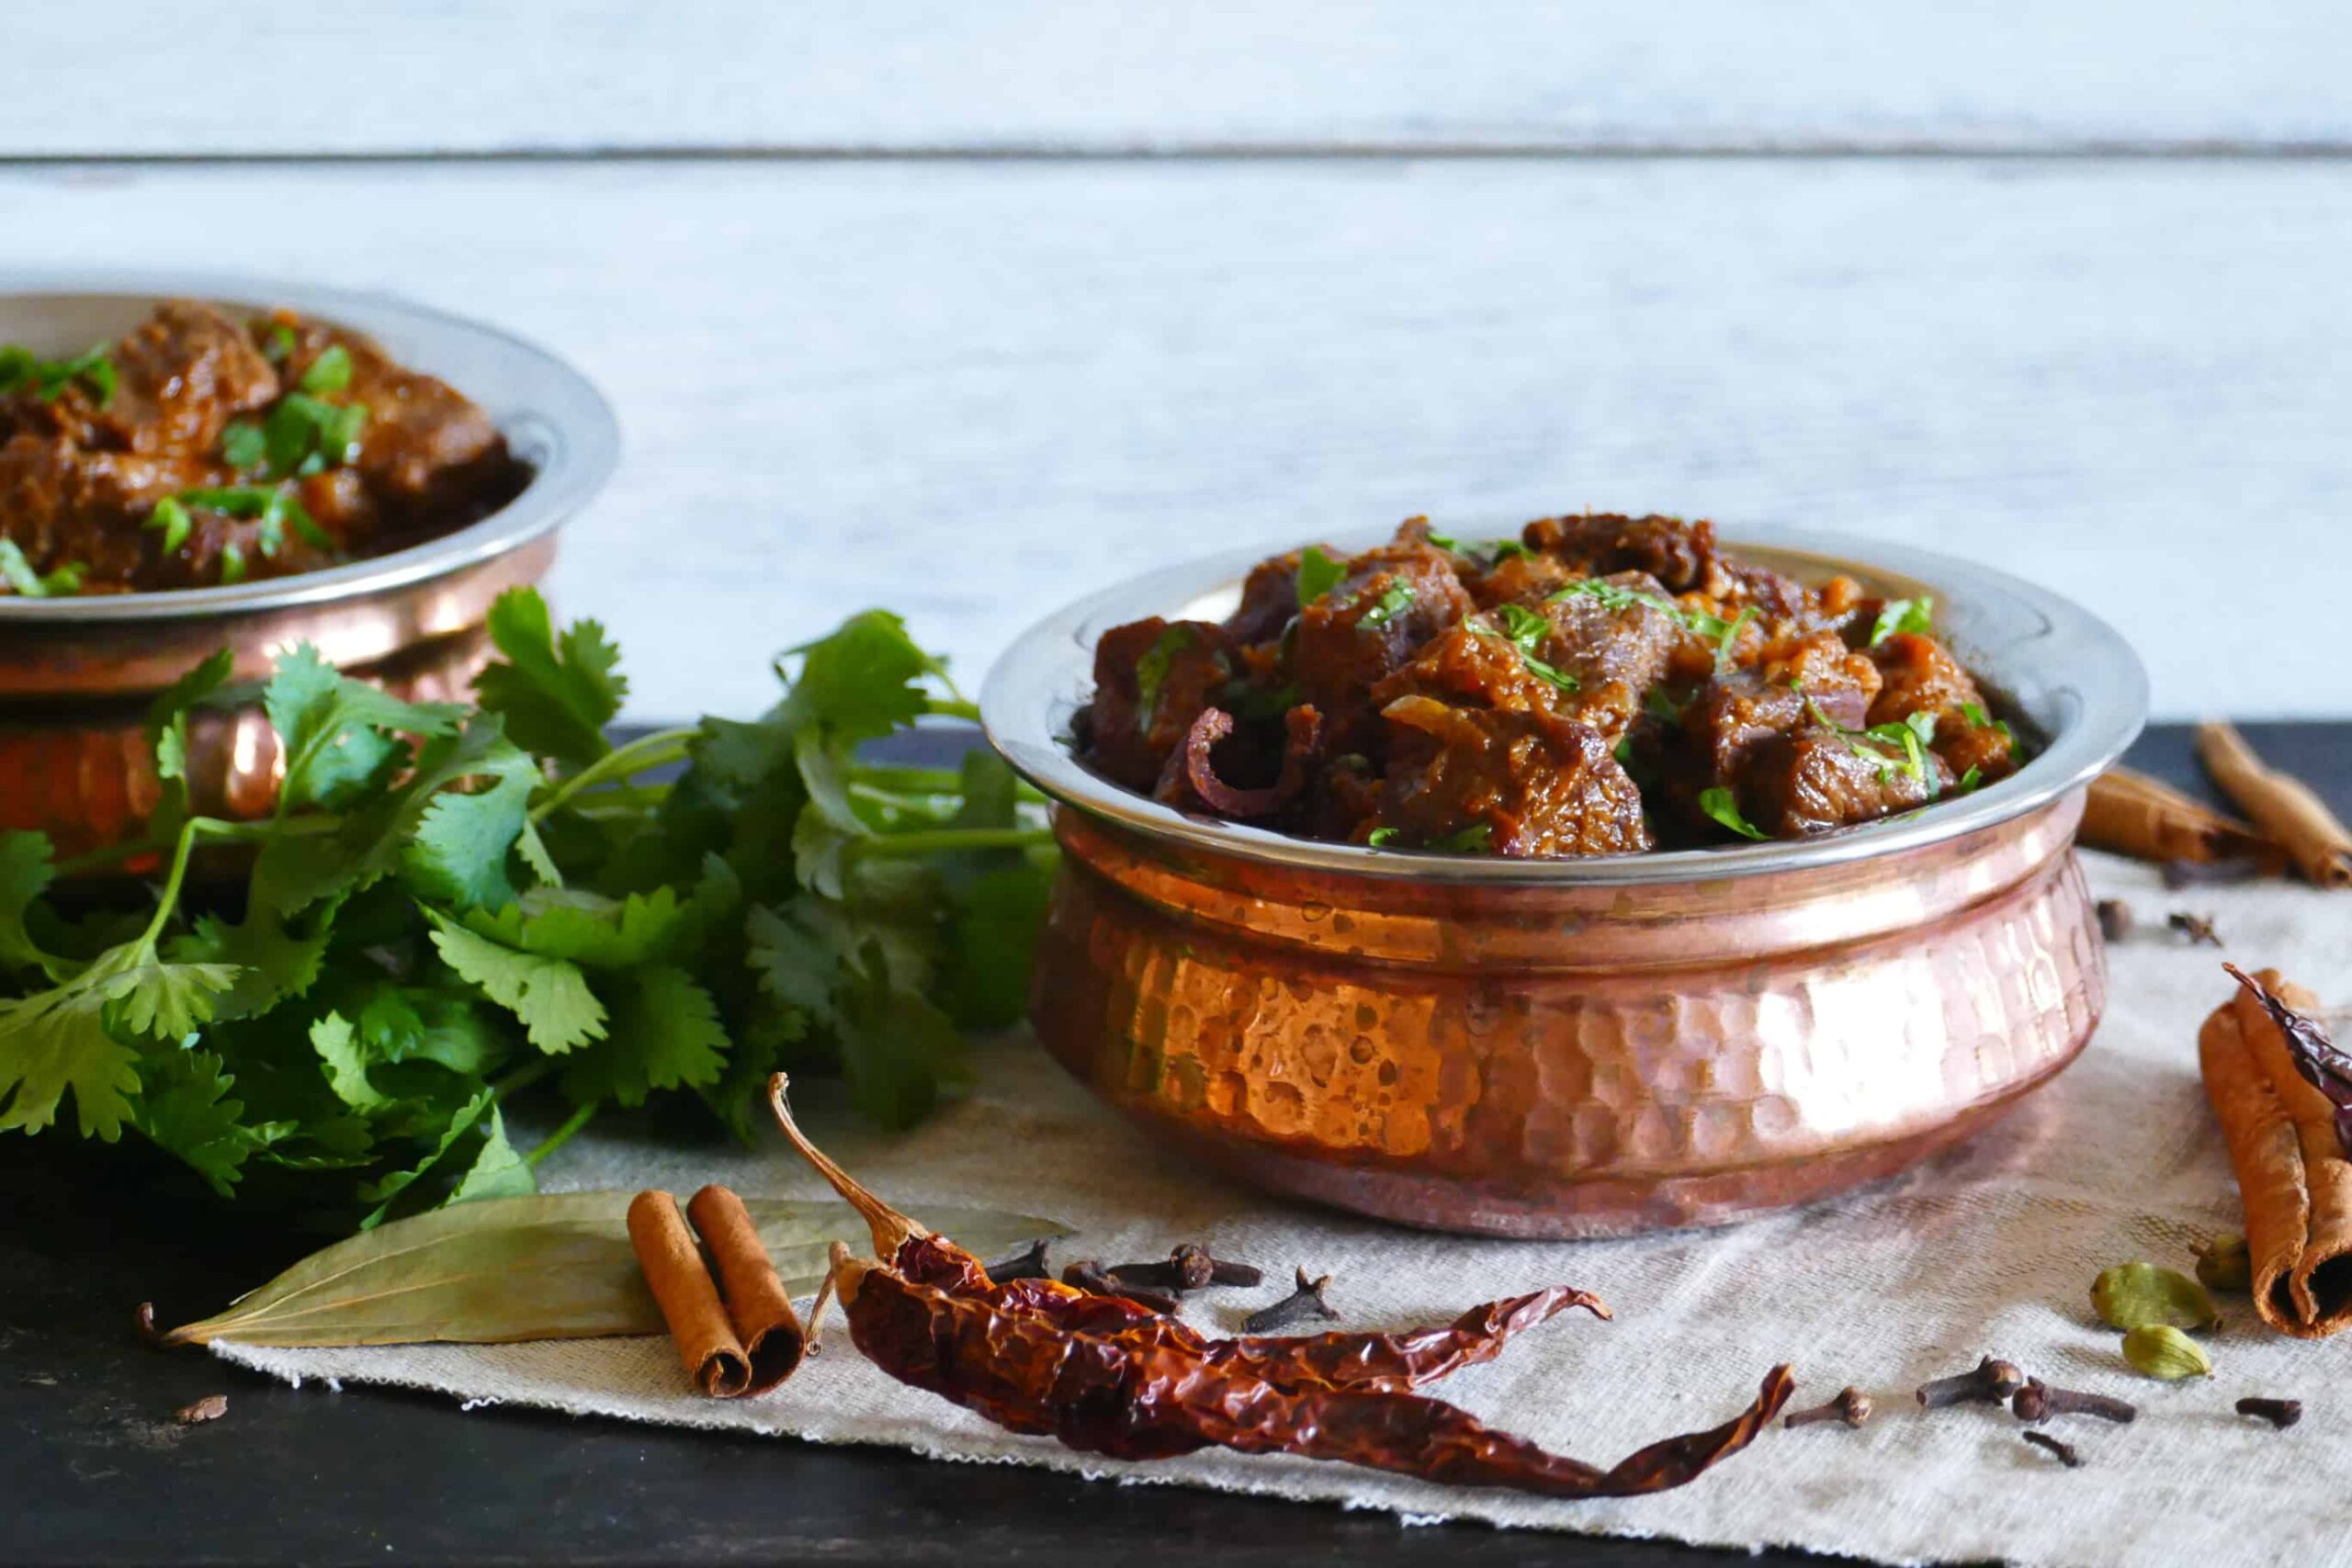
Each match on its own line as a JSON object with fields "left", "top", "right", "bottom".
{"left": 0, "top": 592, "right": 1054, "bottom": 1228}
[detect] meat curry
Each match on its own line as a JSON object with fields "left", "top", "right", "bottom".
{"left": 1073, "top": 514, "right": 2024, "bottom": 855}
{"left": 0, "top": 301, "right": 527, "bottom": 595}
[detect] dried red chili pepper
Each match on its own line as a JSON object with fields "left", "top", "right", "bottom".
{"left": 770, "top": 1077, "right": 1602, "bottom": 1394}
{"left": 769, "top": 1076, "right": 1793, "bottom": 1495}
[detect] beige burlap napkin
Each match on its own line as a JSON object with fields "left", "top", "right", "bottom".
{"left": 215, "top": 852, "right": 2352, "bottom": 1568}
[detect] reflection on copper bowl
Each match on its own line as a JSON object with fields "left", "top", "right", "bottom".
{"left": 983, "top": 528, "right": 2147, "bottom": 1237}
{"left": 0, "top": 278, "right": 618, "bottom": 861}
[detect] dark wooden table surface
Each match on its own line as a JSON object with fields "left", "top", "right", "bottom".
{"left": 8, "top": 722, "right": 2341, "bottom": 1568}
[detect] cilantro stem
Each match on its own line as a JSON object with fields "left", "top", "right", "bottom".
{"left": 848, "top": 827, "right": 1056, "bottom": 859}
{"left": 525, "top": 1099, "right": 598, "bottom": 1167}
{"left": 925, "top": 698, "right": 983, "bottom": 722}
{"left": 132, "top": 820, "right": 207, "bottom": 951}
{"left": 848, "top": 762, "right": 1048, "bottom": 805}
{"left": 491, "top": 1059, "right": 551, "bottom": 1100}
{"left": 53, "top": 813, "right": 341, "bottom": 879}
{"left": 528, "top": 728, "right": 696, "bottom": 823}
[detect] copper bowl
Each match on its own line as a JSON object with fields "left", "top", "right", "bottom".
{"left": 0, "top": 277, "right": 618, "bottom": 860}
{"left": 982, "top": 528, "right": 2148, "bottom": 1237}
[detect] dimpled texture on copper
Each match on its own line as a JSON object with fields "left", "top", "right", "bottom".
{"left": 1031, "top": 795, "right": 2106, "bottom": 1237}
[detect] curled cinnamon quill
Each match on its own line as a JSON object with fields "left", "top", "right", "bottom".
{"left": 686, "top": 1184, "right": 809, "bottom": 1393}
{"left": 2195, "top": 722, "right": 2352, "bottom": 889}
{"left": 2199, "top": 967, "right": 2352, "bottom": 1337}
{"left": 2080, "top": 766, "right": 2279, "bottom": 870}
{"left": 628, "top": 1190, "right": 751, "bottom": 1395}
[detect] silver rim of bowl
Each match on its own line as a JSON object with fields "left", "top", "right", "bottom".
{"left": 980, "top": 523, "right": 2150, "bottom": 886}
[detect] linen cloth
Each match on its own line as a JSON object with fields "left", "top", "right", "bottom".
{"left": 215, "top": 852, "right": 2352, "bottom": 1568}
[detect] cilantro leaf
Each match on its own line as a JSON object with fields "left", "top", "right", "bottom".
{"left": 560, "top": 964, "right": 729, "bottom": 1108}
{"left": 459, "top": 886, "right": 686, "bottom": 968}
{"left": 1870, "top": 595, "right": 1935, "bottom": 647}
{"left": 474, "top": 588, "right": 627, "bottom": 767}
{"left": 1700, "top": 786, "right": 1769, "bottom": 841}
{"left": 834, "top": 942, "right": 967, "bottom": 1128}
{"left": 1430, "top": 822, "right": 1493, "bottom": 853}
{"left": 424, "top": 910, "right": 606, "bottom": 1055}
{"left": 265, "top": 644, "right": 463, "bottom": 815}
{"left": 133, "top": 1049, "right": 288, "bottom": 1197}
{"left": 1295, "top": 546, "right": 1346, "bottom": 608}
{"left": 447, "top": 1106, "right": 536, "bottom": 1203}
{"left": 0, "top": 830, "right": 62, "bottom": 979}
{"left": 356, "top": 1086, "right": 498, "bottom": 1227}
{"left": 401, "top": 739, "right": 548, "bottom": 911}
{"left": 311, "top": 1012, "right": 390, "bottom": 1111}
{"left": 1358, "top": 581, "right": 1417, "bottom": 628}
{"left": 300, "top": 344, "right": 353, "bottom": 396}
{"left": 1133, "top": 625, "right": 1193, "bottom": 734}
{"left": 782, "top": 609, "right": 946, "bottom": 743}
{"left": 1366, "top": 826, "right": 1400, "bottom": 847}
{"left": 0, "top": 971, "right": 142, "bottom": 1138}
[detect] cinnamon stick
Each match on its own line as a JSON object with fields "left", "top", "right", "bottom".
{"left": 686, "top": 1184, "right": 808, "bottom": 1394}
{"left": 2199, "top": 968, "right": 2352, "bottom": 1337}
{"left": 2195, "top": 721, "right": 2352, "bottom": 889}
{"left": 626, "top": 1190, "right": 751, "bottom": 1396}
{"left": 2079, "top": 766, "right": 2278, "bottom": 870}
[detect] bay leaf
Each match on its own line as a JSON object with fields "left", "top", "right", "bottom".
{"left": 164, "top": 1190, "right": 1070, "bottom": 1348}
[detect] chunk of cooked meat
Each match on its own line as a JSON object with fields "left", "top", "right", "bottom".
{"left": 1521, "top": 513, "right": 1717, "bottom": 593}
{"left": 1869, "top": 631, "right": 2019, "bottom": 783}
{"left": 1374, "top": 695, "right": 1652, "bottom": 857}
{"left": 1291, "top": 538, "right": 1476, "bottom": 752}
{"left": 1075, "top": 512, "right": 2026, "bottom": 855}
{"left": 1741, "top": 727, "right": 1954, "bottom": 837}
{"left": 1071, "top": 616, "right": 1236, "bottom": 793}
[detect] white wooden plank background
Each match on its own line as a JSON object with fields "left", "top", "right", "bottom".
{"left": 6, "top": 159, "right": 2338, "bottom": 721}
{"left": 7, "top": 2, "right": 2352, "bottom": 155}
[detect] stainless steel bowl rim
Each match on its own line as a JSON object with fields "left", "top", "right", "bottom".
{"left": 981, "top": 523, "right": 2149, "bottom": 886}
{"left": 0, "top": 271, "right": 618, "bottom": 623}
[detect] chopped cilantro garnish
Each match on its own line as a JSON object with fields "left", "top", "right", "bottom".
{"left": 1644, "top": 684, "right": 1692, "bottom": 722}
{"left": 218, "top": 544, "right": 247, "bottom": 585}
{"left": 0, "top": 540, "right": 85, "bottom": 597}
{"left": 1430, "top": 822, "right": 1492, "bottom": 853}
{"left": 1713, "top": 606, "right": 1756, "bottom": 678}
{"left": 1699, "top": 786, "right": 1768, "bottom": 840}
{"left": 1359, "top": 581, "right": 1416, "bottom": 629}
{"left": 1472, "top": 604, "right": 1581, "bottom": 692}
{"left": 1134, "top": 625, "right": 1193, "bottom": 732}
{"left": 0, "top": 343, "right": 116, "bottom": 406}
{"left": 1429, "top": 533, "right": 1532, "bottom": 566}
{"left": 300, "top": 344, "right": 354, "bottom": 396}
{"left": 1295, "top": 546, "right": 1345, "bottom": 608}
{"left": 220, "top": 420, "right": 267, "bottom": 470}
{"left": 1366, "top": 827, "right": 1400, "bottom": 848}
{"left": 263, "top": 322, "right": 298, "bottom": 363}
{"left": 1957, "top": 764, "right": 1984, "bottom": 794}
{"left": 1869, "top": 595, "right": 1934, "bottom": 647}
{"left": 1549, "top": 577, "right": 1730, "bottom": 639}
{"left": 1808, "top": 697, "right": 1931, "bottom": 786}
{"left": 1220, "top": 680, "right": 1301, "bottom": 720}
{"left": 1958, "top": 700, "right": 2017, "bottom": 748}
{"left": 147, "top": 497, "right": 194, "bottom": 554}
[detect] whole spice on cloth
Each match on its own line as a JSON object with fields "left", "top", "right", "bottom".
{"left": 2198, "top": 966, "right": 2352, "bottom": 1337}
{"left": 2080, "top": 767, "right": 2279, "bottom": 871}
{"left": 627, "top": 1186, "right": 808, "bottom": 1396}
{"left": 2194, "top": 722, "right": 2352, "bottom": 888}
{"left": 765, "top": 1074, "right": 1793, "bottom": 1497}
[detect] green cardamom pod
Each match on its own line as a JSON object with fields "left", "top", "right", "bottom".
{"left": 2195, "top": 1233, "right": 2253, "bottom": 1293}
{"left": 2122, "top": 1324, "right": 2214, "bottom": 1381}
{"left": 2092, "top": 1261, "right": 2222, "bottom": 1332}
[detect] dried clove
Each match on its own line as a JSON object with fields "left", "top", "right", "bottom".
{"left": 2021, "top": 1429, "right": 2083, "bottom": 1468}
{"left": 1916, "top": 1356, "right": 2026, "bottom": 1408}
{"left": 1243, "top": 1267, "right": 1340, "bottom": 1333}
{"left": 1782, "top": 1387, "right": 1872, "bottom": 1429}
{"left": 1109, "top": 1242, "right": 1264, "bottom": 1292}
{"left": 1061, "top": 1259, "right": 1181, "bottom": 1315}
{"left": 2168, "top": 911, "right": 2223, "bottom": 948}
{"left": 2163, "top": 856, "right": 2269, "bottom": 889}
{"left": 174, "top": 1394, "right": 229, "bottom": 1425}
{"left": 2012, "top": 1378, "right": 2137, "bottom": 1425}
{"left": 982, "top": 1238, "right": 1053, "bottom": 1282}
{"left": 2096, "top": 899, "right": 2134, "bottom": 942}
{"left": 2235, "top": 1396, "right": 2302, "bottom": 1429}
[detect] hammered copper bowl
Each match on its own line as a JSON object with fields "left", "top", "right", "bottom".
{"left": 0, "top": 278, "right": 618, "bottom": 860}
{"left": 982, "top": 528, "right": 2148, "bottom": 1238}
